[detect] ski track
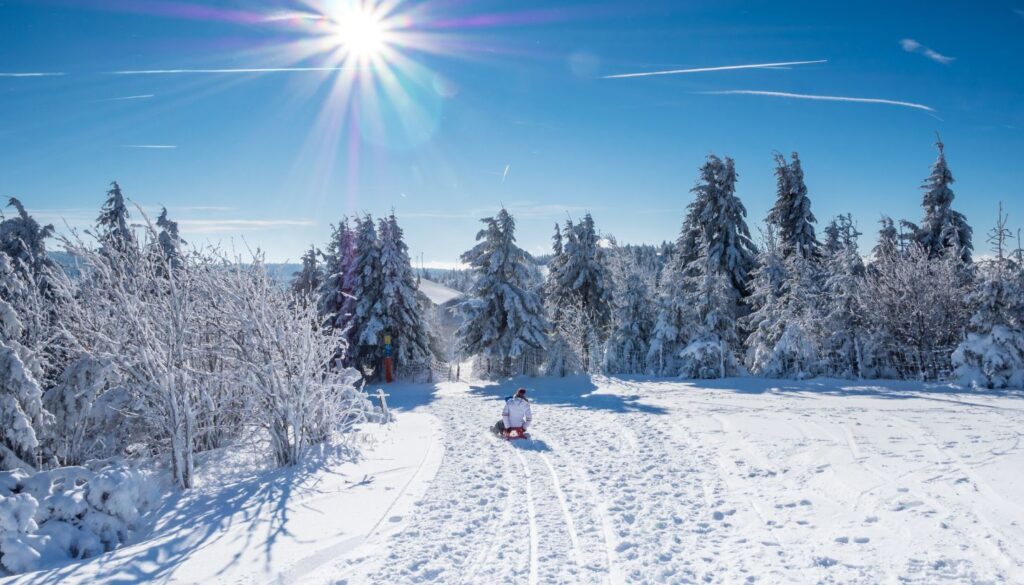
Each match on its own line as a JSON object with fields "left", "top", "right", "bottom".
{"left": 337, "top": 381, "right": 1024, "bottom": 585}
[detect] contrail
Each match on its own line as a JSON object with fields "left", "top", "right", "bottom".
{"left": 502, "top": 164, "right": 511, "bottom": 183}
{"left": 0, "top": 72, "right": 65, "bottom": 77}
{"left": 101, "top": 94, "right": 154, "bottom": 101}
{"left": 602, "top": 60, "right": 827, "bottom": 79}
{"left": 106, "top": 66, "right": 358, "bottom": 75}
{"left": 700, "top": 90, "right": 935, "bottom": 112}
{"left": 121, "top": 144, "right": 177, "bottom": 149}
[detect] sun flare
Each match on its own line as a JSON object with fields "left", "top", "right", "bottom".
{"left": 330, "top": 6, "right": 388, "bottom": 60}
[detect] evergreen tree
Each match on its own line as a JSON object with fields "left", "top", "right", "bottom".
{"left": 953, "top": 204, "right": 1024, "bottom": 388}
{"left": 319, "top": 218, "right": 358, "bottom": 342}
{"left": 604, "top": 272, "right": 654, "bottom": 374}
{"left": 0, "top": 198, "right": 56, "bottom": 281}
{"left": 916, "top": 136, "right": 972, "bottom": 263}
{"left": 346, "top": 216, "right": 385, "bottom": 374}
{"left": 544, "top": 213, "right": 613, "bottom": 371}
{"left": 821, "top": 216, "right": 868, "bottom": 377}
{"left": 290, "top": 245, "right": 323, "bottom": 298}
{"left": 378, "top": 213, "right": 437, "bottom": 370}
{"left": 768, "top": 152, "right": 820, "bottom": 261}
{"left": 743, "top": 227, "right": 788, "bottom": 374}
{"left": 689, "top": 155, "right": 758, "bottom": 295}
{"left": 96, "top": 181, "right": 137, "bottom": 257}
{"left": 155, "top": 207, "right": 186, "bottom": 270}
{"left": 679, "top": 236, "right": 742, "bottom": 378}
{"left": 0, "top": 254, "right": 46, "bottom": 470}
{"left": 873, "top": 216, "right": 900, "bottom": 263}
{"left": 457, "top": 209, "right": 547, "bottom": 377}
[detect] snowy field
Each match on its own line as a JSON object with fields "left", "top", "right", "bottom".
{"left": 9, "top": 376, "right": 1024, "bottom": 585}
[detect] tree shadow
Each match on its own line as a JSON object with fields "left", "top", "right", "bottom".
{"left": 15, "top": 445, "right": 358, "bottom": 585}
{"left": 465, "top": 375, "right": 668, "bottom": 415}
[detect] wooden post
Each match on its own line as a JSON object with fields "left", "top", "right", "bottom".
{"left": 375, "top": 388, "right": 391, "bottom": 423}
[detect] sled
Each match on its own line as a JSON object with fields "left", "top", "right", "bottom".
{"left": 503, "top": 427, "right": 529, "bottom": 440}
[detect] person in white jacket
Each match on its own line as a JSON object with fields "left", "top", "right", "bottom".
{"left": 493, "top": 387, "right": 532, "bottom": 437}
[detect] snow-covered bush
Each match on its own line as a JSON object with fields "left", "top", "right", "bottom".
{"left": 953, "top": 207, "right": 1024, "bottom": 389}
{"left": 677, "top": 339, "right": 740, "bottom": 379}
{"left": 0, "top": 463, "right": 153, "bottom": 575}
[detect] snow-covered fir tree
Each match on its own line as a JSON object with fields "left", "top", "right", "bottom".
{"left": 743, "top": 226, "right": 788, "bottom": 374}
{"left": 96, "top": 181, "right": 137, "bottom": 257}
{"left": 155, "top": 207, "right": 186, "bottom": 270}
{"left": 457, "top": 209, "right": 547, "bottom": 377}
{"left": 378, "top": 213, "right": 437, "bottom": 370}
{"left": 346, "top": 215, "right": 385, "bottom": 374}
{"left": 545, "top": 213, "right": 613, "bottom": 373}
{"left": 0, "top": 254, "right": 46, "bottom": 471}
{"left": 768, "top": 152, "right": 820, "bottom": 261}
{"left": 678, "top": 238, "right": 743, "bottom": 378}
{"left": 318, "top": 218, "right": 358, "bottom": 366}
{"left": 873, "top": 216, "right": 901, "bottom": 262}
{"left": 821, "top": 215, "right": 869, "bottom": 377}
{"left": 291, "top": 245, "right": 323, "bottom": 298}
{"left": 605, "top": 271, "right": 654, "bottom": 374}
{"left": 914, "top": 136, "right": 973, "bottom": 263}
{"left": 953, "top": 205, "right": 1024, "bottom": 388}
{"left": 649, "top": 154, "right": 755, "bottom": 376}
{"left": 0, "top": 198, "right": 56, "bottom": 282}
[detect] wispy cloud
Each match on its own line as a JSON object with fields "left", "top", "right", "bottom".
{"left": 121, "top": 144, "right": 177, "bottom": 149}
{"left": 402, "top": 203, "right": 594, "bottom": 220}
{"left": 0, "top": 72, "right": 65, "bottom": 77}
{"left": 900, "top": 39, "right": 954, "bottom": 65}
{"left": 100, "top": 94, "right": 154, "bottom": 102}
{"left": 106, "top": 66, "right": 358, "bottom": 75}
{"left": 700, "top": 90, "right": 935, "bottom": 113}
{"left": 602, "top": 60, "right": 827, "bottom": 79}
{"left": 178, "top": 219, "right": 315, "bottom": 233}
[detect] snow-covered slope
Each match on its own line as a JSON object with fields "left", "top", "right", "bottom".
{"left": 418, "top": 278, "right": 464, "bottom": 306}
{"left": 9, "top": 412, "right": 443, "bottom": 584}
{"left": 326, "top": 377, "right": 1024, "bottom": 584}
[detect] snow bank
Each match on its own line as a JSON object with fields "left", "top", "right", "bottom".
{"left": 0, "top": 463, "right": 153, "bottom": 575}
{"left": 8, "top": 413, "right": 443, "bottom": 584}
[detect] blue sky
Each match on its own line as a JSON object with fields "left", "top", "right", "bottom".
{"left": 2, "top": 0, "right": 1022, "bottom": 264}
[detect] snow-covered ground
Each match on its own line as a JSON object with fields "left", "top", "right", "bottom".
{"left": 418, "top": 278, "right": 464, "bottom": 306}
{"left": 11, "top": 377, "right": 1024, "bottom": 584}
{"left": 324, "top": 376, "right": 1024, "bottom": 585}
{"left": 6, "top": 413, "right": 442, "bottom": 585}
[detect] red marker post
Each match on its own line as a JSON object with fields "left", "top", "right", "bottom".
{"left": 383, "top": 333, "right": 394, "bottom": 383}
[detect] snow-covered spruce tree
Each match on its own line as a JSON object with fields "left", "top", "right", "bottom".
{"left": 0, "top": 254, "right": 47, "bottom": 471}
{"left": 0, "top": 198, "right": 57, "bottom": 284}
{"left": 291, "top": 245, "right": 323, "bottom": 299}
{"left": 821, "top": 215, "right": 870, "bottom": 378}
{"left": 96, "top": 181, "right": 138, "bottom": 259}
{"left": 768, "top": 152, "right": 820, "bottom": 261}
{"left": 743, "top": 226, "right": 788, "bottom": 374}
{"left": 457, "top": 209, "right": 547, "bottom": 378}
{"left": 915, "top": 136, "right": 973, "bottom": 263}
{"left": 604, "top": 271, "right": 654, "bottom": 374}
{"left": 953, "top": 205, "right": 1024, "bottom": 388}
{"left": 378, "top": 213, "right": 438, "bottom": 372}
{"left": 678, "top": 238, "right": 743, "bottom": 378}
{"left": 545, "top": 214, "right": 613, "bottom": 373}
{"left": 649, "top": 155, "right": 755, "bottom": 376}
{"left": 212, "top": 259, "right": 370, "bottom": 466}
{"left": 155, "top": 207, "right": 186, "bottom": 271}
{"left": 319, "top": 218, "right": 358, "bottom": 367}
{"left": 872, "top": 216, "right": 901, "bottom": 263}
{"left": 346, "top": 215, "right": 385, "bottom": 375}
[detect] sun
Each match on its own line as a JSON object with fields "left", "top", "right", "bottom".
{"left": 330, "top": 6, "right": 388, "bottom": 60}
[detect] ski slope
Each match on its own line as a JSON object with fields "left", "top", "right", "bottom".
{"left": 310, "top": 376, "right": 1024, "bottom": 585}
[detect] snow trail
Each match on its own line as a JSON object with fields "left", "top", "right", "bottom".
{"left": 513, "top": 448, "right": 540, "bottom": 585}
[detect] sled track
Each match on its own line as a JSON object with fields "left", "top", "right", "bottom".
{"left": 514, "top": 449, "right": 541, "bottom": 585}
{"left": 539, "top": 452, "right": 583, "bottom": 570}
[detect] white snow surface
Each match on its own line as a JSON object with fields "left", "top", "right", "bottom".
{"left": 417, "top": 278, "right": 464, "bottom": 306}
{"left": 5, "top": 412, "right": 442, "bottom": 584}
{"left": 11, "top": 377, "right": 1024, "bottom": 584}
{"left": 324, "top": 376, "right": 1024, "bottom": 584}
